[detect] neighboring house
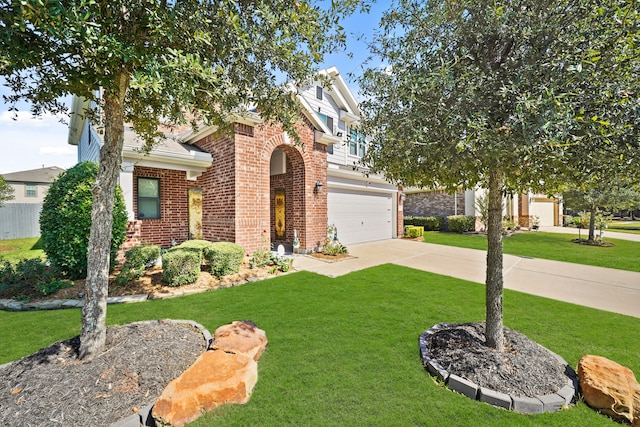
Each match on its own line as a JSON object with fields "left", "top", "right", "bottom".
{"left": 67, "top": 67, "right": 404, "bottom": 254}
{"left": 1, "top": 166, "right": 65, "bottom": 204}
{"left": 405, "top": 188, "right": 563, "bottom": 228}
{"left": 0, "top": 166, "right": 66, "bottom": 239}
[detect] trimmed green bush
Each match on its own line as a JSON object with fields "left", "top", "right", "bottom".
{"left": 447, "top": 215, "right": 476, "bottom": 233}
{"left": 116, "top": 244, "right": 161, "bottom": 286}
{"left": 414, "top": 216, "right": 445, "bottom": 231}
{"left": 161, "top": 248, "right": 201, "bottom": 286}
{"left": 39, "top": 162, "right": 127, "bottom": 279}
{"left": 406, "top": 226, "right": 424, "bottom": 238}
{"left": 405, "top": 216, "right": 445, "bottom": 231}
{"left": 203, "top": 242, "right": 245, "bottom": 277}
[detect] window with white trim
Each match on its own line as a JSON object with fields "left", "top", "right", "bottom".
{"left": 137, "top": 177, "right": 160, "bottom": 219}
{"left": 25, "top": 183, "right": 37, "bottom": 197}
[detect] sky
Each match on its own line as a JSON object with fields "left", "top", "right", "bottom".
{"left": 0, "top": 2, "right": 387, "bottom": 175}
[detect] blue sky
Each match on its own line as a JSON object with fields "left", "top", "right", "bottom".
{"left": 0, "top": 2, "right": 387, "bottom": 174}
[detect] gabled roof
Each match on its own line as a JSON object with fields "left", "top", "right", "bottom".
{"left": 2, "top": 166, "right": 66, "bottom": 183}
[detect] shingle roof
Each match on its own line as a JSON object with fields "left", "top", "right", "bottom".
{"left": 2, "top": 166, "right": 66, "bottom": 183}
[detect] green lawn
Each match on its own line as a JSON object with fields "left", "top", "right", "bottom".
{"left": 423, "top": 231, "right": 640, "bottom": 272}
{"left": 607, "top": 221, "right": 640, "bottom": 235}
{"left": 0, "top": 237, "right": 44, "bottom": 263}
{"left": 2, "top": 265, "right": 637, "bottom": 426}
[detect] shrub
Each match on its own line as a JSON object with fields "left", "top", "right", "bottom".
{"left": 40, "top": 162, "right": 127, "bottom": 279}
{"left": 116, "top": 244, "right": 161, "bottom": 286}
{"left": 562, "top": 215, "right": 575, "bottom": 227}
{"left": 413, "top": 216, "right": 445, "bottom": 231}
{"left": 403, "top": 216, "right": 415, "bottom": 226}
{"left": 406, "top": 226, "right": 424, "bottom": 238}
{"left": 447, "top": 215, "right": 476, "bottom": 233}
{"left": 203, "top": 242, "right": 245, "bottom": 277}
{"left": 37, "top": 279, "right": 73, "bottom": 296}
{"left": 161, "top": 248, "right": 201, "bottom": 287}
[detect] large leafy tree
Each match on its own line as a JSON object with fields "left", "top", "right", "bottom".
{"left": 0, "top": 176, "right": 14, "bottom": 206}
{"left": 0, "top": 0, "right": 364, "bottom": 359}
{"left": 358, "top": 0, "right": 640, "bottom": 351}
{"left": 564, "top": 185, "right": 640, "bottom": 240}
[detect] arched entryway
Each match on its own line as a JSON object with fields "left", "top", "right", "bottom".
{"left": 269, "top": 145, "right": 306, "bottom": 251}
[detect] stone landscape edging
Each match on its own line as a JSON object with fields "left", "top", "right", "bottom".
{"left": 0, "top": 274, "right": 275, "bottom": 312}
{"left": 419, "top": 323, "right": 578, "bottom": 414}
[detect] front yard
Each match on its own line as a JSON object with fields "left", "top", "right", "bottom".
{"left": 421, "top": 231, "right": 640, "bottom": 272}
{"left": 1, "top": 264, "right": 637, "bottom": 426}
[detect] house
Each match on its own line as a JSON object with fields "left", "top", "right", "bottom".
{"left": 1, "top": 166, "right": 65, "bottom": 204}
{"left": 67, "top": 67, "right": 404, "bottom": 254}
{"left": 405, "top": 188, "right": 563, "bottom": 228}
{"left": 0, "top": 166, "right": 66, "bottom": 239}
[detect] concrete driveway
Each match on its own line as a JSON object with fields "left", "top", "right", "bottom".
{"left": 292, "top": 238, "right": 640, "bottom": 319}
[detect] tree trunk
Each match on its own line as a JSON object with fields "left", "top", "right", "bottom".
{"left": 79, "top": 74, "right": 129, "bottom": 360}
{"left": 485, "top": 168, "right": 505, "bottom": 352}
{"left": 588, "top": 207, "right": 596, "bottom": 241}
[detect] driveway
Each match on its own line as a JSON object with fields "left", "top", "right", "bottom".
{"left": 293, "top": 238, "right": 640, "bottom": 319}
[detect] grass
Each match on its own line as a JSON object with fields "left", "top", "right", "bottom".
{"left": 2, "top": 265, "right": 637, "bottom": 426}
{"left": 0, "top": 237, "right": 44, "bottom": 263}
{"left": 607, "top": 221, "right": 640, "bottom": 235}
{"left": 423, "top": 231, "right": 640, "bottom": 272}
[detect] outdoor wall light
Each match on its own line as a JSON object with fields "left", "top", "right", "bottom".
{"left": 336, "top": 131, "right": 343, "bottom": 137}
{"left": 314, "top": 180, "right": 324, "bottom": 193}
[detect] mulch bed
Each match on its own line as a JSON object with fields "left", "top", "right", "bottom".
{"left": 0, "top": 321, "right": 206, "bottom": 426}
{"left": 425, "top": 322, "right": 568, "bottom": 397}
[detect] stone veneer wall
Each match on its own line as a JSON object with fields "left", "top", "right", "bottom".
{"left": 405, "top": 190, "right": 466, "bottom": 217}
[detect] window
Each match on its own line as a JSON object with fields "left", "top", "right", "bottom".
{"left": 25, "top": 183, "right": 37, "bottom": 198}
{"left": 317, "top": 113, "right": 334, "bottom": 134}
{"left": 137, "top": 177, "right": 160, "bottom": 219}
{"left": 349, "top": 127, "right": 367, "bottom": 157}
{"left": 316, "top": 86, "right": 323, "bottom": 100}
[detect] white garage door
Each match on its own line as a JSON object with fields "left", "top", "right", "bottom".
{"left": 328, "top": 189, "right": 393, "bottom": 245}
{"left": 530, "top": 200, "right": 556, "bottom": 227}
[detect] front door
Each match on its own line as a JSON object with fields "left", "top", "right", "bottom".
{"left": 188, "top": 188, "right": 203, "bottom": 240}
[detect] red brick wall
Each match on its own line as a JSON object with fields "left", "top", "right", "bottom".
{"left": 121, "top": 118, "right": 327, "bottom": 256}
{"left": 132, "top": 167, "right": 198, "bottom": 248}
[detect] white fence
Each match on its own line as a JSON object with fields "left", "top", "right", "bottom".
{"left": 0, "top": 203, "right": 42, "bottom": 240}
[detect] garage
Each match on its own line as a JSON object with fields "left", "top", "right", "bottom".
{"left": 529, "top": 198, "right": 559, "bottom": 227}
{"left": 327, "top": 188, "right": 394, "bottom": 245}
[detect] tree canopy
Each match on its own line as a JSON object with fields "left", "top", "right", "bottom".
{"left": 358, "top": 0, "right": 640, "bottom": 351}
{"left": 0, "top": 0, "right": 365, "bottom": 359}
{"left": 0, "top": 176, "right": 14, "bottom": 206}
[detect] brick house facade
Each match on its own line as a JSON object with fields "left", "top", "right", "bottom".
{"left": 68, "top": 68, "right": 404, "bottom": 256}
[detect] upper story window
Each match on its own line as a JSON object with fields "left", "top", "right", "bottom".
{"left": 318, "top": 112, "right": 334, "bottom": 134}
{"left": 316, "top": 86, "right": 323, "bottom": 100}
{"left": 25, "top": 183, "right": 37, "bottom": 197}
{"left": 349, "top": 128, "right": 367, "bottom": 157}
{"left": 137, "top": 177, "right": 160, "bottom": 219}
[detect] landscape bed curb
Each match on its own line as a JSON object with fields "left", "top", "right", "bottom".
{"left": 0, "top": 275, "right": 275, "bottom": 312}
{"left": 419, "top": 323, "right": 578, "bottom": 414}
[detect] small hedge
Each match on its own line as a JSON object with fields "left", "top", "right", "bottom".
{"left": 161, "top": 248, "right": 202, "bottom": 286}
{"left": 116, "top": 244, "right": 161, "bottom": 286}
{"left": 203, "top": 242, "right": 245, "bottom": 277}
{"left": 405, "top": 225, "right": 424, "bottom": 238}
{"left": 404, "top": 216, "right": 445, "bottom": 231}
{"left": 447, "top": 215, "right": 476, "bottom": 233}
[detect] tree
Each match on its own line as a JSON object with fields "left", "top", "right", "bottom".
{"left": 40, "top": 162, "right": 127, "bottom": 279}
{"left": 0, "top": 176, "right": 14, "bottom": 207}
{"left": 563, "top": 185, "right": 640, "bottom": 241}
{"left": 1, "top": 0, "right": 364, "bottom": 359}
{"left": 357, "top": 0, "right": 640, "bottom": 351}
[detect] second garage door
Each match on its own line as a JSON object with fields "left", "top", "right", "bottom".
{"left": 327, "top": 188, "right": 393, "bottom": 245}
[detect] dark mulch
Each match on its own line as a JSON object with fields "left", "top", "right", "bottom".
{"left": 426, "top": 322, "right": 568, "bottom": 397}
{"left": 0, "top": 321, "right": 206, "bottom": 426}
{"left": 571, "top": 238, "right": 614, "bottom": 247}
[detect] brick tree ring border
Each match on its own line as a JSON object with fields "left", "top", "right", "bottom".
{"left": 419, "top": 323, "right": 578, "bottom": 414}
